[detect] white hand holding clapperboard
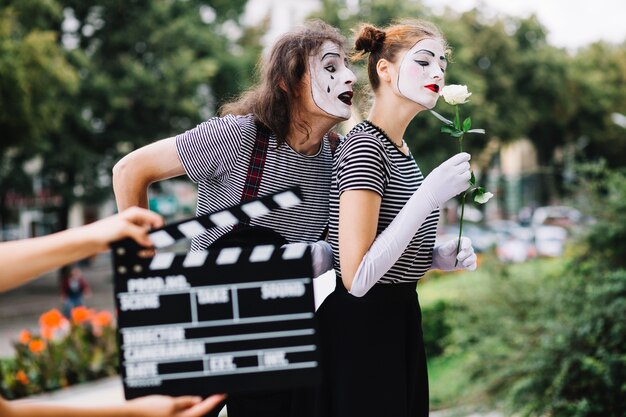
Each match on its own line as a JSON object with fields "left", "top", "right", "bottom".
{"left": 111, "top": 187, "right": 320, "bottom": 399}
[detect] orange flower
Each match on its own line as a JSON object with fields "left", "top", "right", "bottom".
{"left": 15, "top": 370, "right": 29, "bottom": 385}
{"left": 28, "top": 339, "right": 46, "bottom": 354}
{"left": 18, "top": 330, "right": 32, "bottom": 344}
{"left": 71, "top": 306, "right": 95, "bottom": 324}
{"left": 91, "top": 310, "right": 113, "bottom": 328}
{"left": 39, "top": 308, "right": 69, "bottom": 340}
{"left": 39, "top": 309, "right": 67, "bottom": 329}
{"left": 40, "top": 326, "right": 54, "bottom": 340}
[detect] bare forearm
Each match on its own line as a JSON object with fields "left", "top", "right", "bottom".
{"left": 112, "top": 137, "right": 185, "bottom": 212}
{"left": 113, "top": 156, "right": 151, "bottom": 211}
{"left": 0, "top": 208, "right": 163, "bottom": 292}
{"left": 1, "top": 385, "right": 224, "bottom": 417}
{"left": 4, "top": 401, "right": 131, "bottom": 417}
{"left": 0, "top": 228, "right": 103, "bottom": 291}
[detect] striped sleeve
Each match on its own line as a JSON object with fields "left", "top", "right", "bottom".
{"left": 175, "top": 114, "right": 244, "bottom": 183}
{"left": 336, "top": 133, "right": 390, "bottom": 197}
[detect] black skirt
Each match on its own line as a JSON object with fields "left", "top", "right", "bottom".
{"left": 315, "top": 278, "right": 429, "bottom": 417}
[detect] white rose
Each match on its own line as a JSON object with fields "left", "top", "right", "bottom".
{"left": 474, "top": 191, "right": 494, "bottom": 204}
{"left": 441, "top": 84, "right": 472, "bottom": 105}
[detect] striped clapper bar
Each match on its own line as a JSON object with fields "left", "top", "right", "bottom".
{"left": 110, "top": 187, "right": 320, "bottom": 399}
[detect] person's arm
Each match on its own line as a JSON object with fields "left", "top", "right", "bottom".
{"left": 338, "top": 189, "right": 382, "bottom": 288}
{"left": 1, "top": 393, "right": 226, "bottom": 417}
{"left": 340, "top": 152, "right": 472, "bottom": 296}
{"left": 112, "top": 138, "right": 185, "bottom": 211}
{"left": 0, "top": 207, "right": 163, "bottom": 292}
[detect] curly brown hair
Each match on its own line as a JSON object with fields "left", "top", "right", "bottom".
{"left": 219, "top": 20, "right": 347, "bottom": 146}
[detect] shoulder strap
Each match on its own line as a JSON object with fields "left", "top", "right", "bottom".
{"left": 240, "top": 122, "right": 271, "bottom": 203}
{"left": 240, "top": 126, "right": 336, "bottom": 238}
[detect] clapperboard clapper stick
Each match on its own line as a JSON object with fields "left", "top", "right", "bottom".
{"left": 110, "top": 187, "right": 321, "bottom": 399}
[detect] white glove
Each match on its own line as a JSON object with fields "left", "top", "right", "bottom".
{"left": 431, "top": 237, "right": 477, "bottom": 271}
{"left": 349, "top": 153, "right": 471, "bottom": 297}
{"left": 420, "top": 153, "right": 473, "bottom": 208}
{"left": 282, "top": 240, "right": 333, "bottom": 278}
{"left": 310, "top": 240, "right": 333, "bottom": 278}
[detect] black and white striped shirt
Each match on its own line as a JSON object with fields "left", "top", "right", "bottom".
{"left": 176, "top": 114, "right": 333, "bottom": 250}
{"left": 328, "top": 120, "right": 440, "bottom": 284}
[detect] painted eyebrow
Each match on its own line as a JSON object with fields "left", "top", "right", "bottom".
{"left": 413, "top": 49, "right": 447, "bottom": 64}
{"left": 322, "top": 52, "right": 341, "bottom": 60}
{"left": 413, "top": 49, "right": 435, "bottom": 57}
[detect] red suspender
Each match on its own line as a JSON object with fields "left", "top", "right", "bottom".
{"left": 240, "top": 122, "right": 272, "bottom": 204}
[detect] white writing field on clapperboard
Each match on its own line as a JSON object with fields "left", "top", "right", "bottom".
{"left": 111, "top": 187, "right": 324, "bottom": 399}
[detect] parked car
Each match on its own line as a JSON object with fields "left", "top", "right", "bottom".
{"left": 435, "top": 223, "right": 497, "bottom": 253}
{"left": 534, "top": 225, "right": 568, "bottom": 257}
{"left": 531, "top": 206, "right": 582, "bottom": 228}
{"left": 496, "top": 236, "right": 536, "bottom": 263}
{"left": 488, "top": 220, "right": 536, "bottom": 263}
{"left": 463, "top": 223, "right": 498, "bottom": 253}
{"left": 0, "top": 226, "right": 21, "bottom": 242}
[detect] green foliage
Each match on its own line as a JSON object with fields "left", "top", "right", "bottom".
{"left": 422, "top": 300, "right": 452, "bottom": 358}
{"left": 420, "top": 257, "right": 561, "bottom": 410}
{"left": 428, "top": 353, "right": 480, "bottom": 410}
{"left": 0, "top": 4, "right": 77, "bottom": 155}
{"left": 570, "top": 163, "right": 626, "bottom": 270}
{"left": 0, "top": 3, "right": 78, "bottom": 215}
{"left": 507, "top": 268, "right": 626, "bottom": 416}
{"left": 0, "top": 0, "right": 261, "bottom": 227}
{"left": 569, "top": 44, "right": 626, "bottom": 167}
{"left": 431, "top": 166, "right": 626, "bottom": 416}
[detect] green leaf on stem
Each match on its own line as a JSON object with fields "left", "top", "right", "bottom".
{"left": 441, "top": 125, "right": 456, "bottom": 134}
{"left": 462, "top": 116, "right": 472, "bottom": 132}
{"left": 452, "top": 131, "right": 464, "bottom": 138}
{"left": 470, "top": 171, "right": 476, "bottom": 186}
{"left": 472, "top": 188, "right": 483, "bottom": 201}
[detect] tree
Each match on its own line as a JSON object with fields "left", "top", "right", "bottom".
{"left": 0, "top": 1, "right": 78, "bottom": 226}
{"left": 0, "top": 0, "right": 262, "bottom": 231}
{"left": 568, "top": 42, "right": 626, "bottom": 168}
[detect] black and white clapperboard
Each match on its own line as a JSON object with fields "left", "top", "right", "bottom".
{"left": 111, "top": 187, "right": 320, "bottom": 399}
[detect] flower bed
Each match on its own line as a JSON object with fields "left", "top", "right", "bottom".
{"left": 0, "top": 306, "right": 118, "bottom": 399}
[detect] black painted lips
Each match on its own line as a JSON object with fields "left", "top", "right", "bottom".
{"left": 338, "top": 91, "right": 353, "bottom": 105}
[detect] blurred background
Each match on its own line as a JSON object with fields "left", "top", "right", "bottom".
{"left": 1, "top": 0, "right": 625, "bottom": 416}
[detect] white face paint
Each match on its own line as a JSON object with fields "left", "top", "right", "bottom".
{"left": 308, "top": 41, "right": 356, "bottom": 120}
{"left": 397, "top": 38, "right": 447, "bottom": 109}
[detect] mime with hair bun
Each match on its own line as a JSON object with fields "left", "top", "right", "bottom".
{"left": 315, "top": 19, "right": 478, "bottom": 417}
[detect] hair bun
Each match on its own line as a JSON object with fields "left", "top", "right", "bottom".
{"left": 354, "top": 24, "right": 386, "bottom": 53}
